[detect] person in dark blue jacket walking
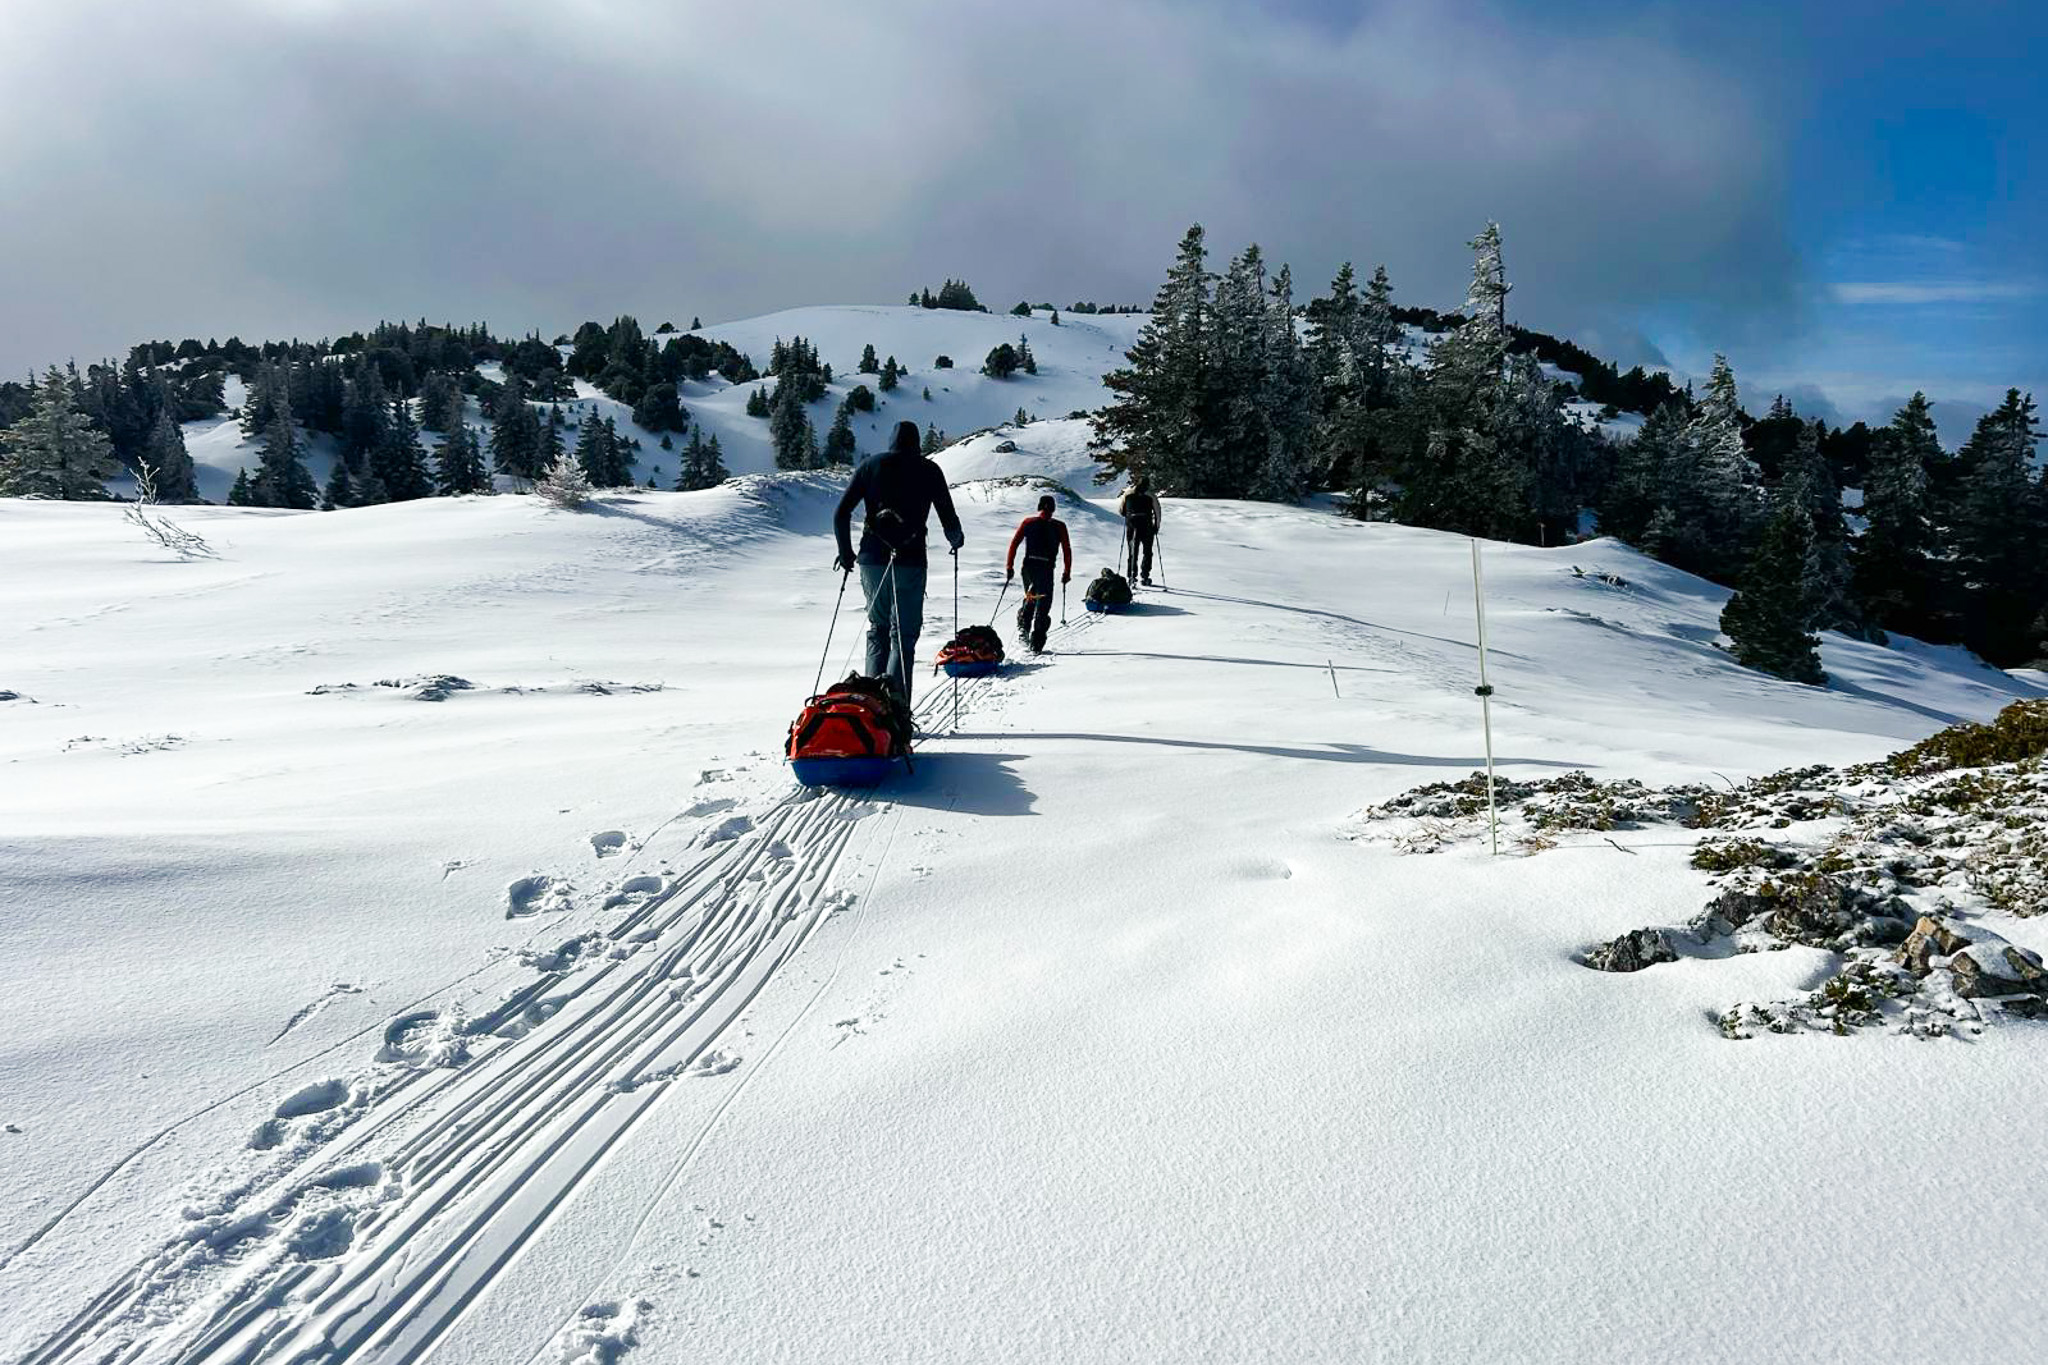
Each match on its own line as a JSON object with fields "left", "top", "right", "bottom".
{"left": 833, "top": 421, "right": 965, "bottom": 700}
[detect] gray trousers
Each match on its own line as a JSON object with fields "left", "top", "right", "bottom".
{"left": 860, "top": 559, "right": 926, "bottom": 700}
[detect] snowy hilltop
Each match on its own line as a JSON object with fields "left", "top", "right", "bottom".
{"left": 2, "top": 435, "right": 2043, "bottom": 1360}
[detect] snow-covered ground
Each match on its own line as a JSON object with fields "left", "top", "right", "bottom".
{"left": 178, "top": 307, "right": 1147, "bottom": 501}
{"left": 3, "top": 436, "right": 2043, "bottom": 1363}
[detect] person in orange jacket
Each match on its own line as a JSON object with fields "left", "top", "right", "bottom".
{"left": 1004, "top": 494, "right": 1073, "bottom": 653}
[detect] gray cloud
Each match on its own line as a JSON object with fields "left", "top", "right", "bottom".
{"left": 0, "top": 0, "right": 1800, "bottom": 377}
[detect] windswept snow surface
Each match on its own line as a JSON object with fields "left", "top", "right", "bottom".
{"left": 3, "top": 444, "right": 2045, "bottom": 1362}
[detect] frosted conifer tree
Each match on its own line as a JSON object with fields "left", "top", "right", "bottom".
{"left": 0, "top": 368, "right": 121, "bottom": 499}
{"left": 533, "top": 449, "right": 593, "bottom": 508}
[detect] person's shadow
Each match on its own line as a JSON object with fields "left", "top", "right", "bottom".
{"left": 893, "top": 749, "right": 1035, "bottom": 816}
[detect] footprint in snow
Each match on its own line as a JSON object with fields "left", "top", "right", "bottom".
{"left": 684, "top": 797, "right": 736, "bottom": 817}
{"left": 274, "top": 1078, "right": 350, "bottom": 1119}
{"left": 703, "top": 815, "right": 753, "bottom": 845}
{"left": 506, "top": 874, "right": 573, "bottom": 918}
{"left": 591, "top": 830, "right": 628, "bottom": 857}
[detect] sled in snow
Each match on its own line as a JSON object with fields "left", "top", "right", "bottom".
{"left": 1083, "top": 567, "right": 1133, "bottom": 614}
{"left": 787, "top": 674, "right": 913, "bottom": 788}
{"left": 934, "top": 624, "right": 1005, "bottom": 679}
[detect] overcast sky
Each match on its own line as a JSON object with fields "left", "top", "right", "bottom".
{"left": 2, "top": 0, "right": 2040, "bottom": 434}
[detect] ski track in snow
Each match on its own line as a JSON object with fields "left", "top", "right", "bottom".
{"left": 14, "top": 622, "right": 1066, "bottom": 1365}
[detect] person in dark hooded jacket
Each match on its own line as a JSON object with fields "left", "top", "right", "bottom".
{"left": 833, "top": 420, "right": 964, "bottom": 700}
{"left": 1118, "top": 475, "right": 1160, "bottom": 585}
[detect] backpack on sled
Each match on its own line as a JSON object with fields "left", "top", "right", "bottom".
{"left": 1083, "top": 567, "right": 1133, "bottom": 614}
{"left": 787, "top": 674, "right": 914, "bottom": 787}
{"left": 934, "top": 624, "right": 1005, "bottom": 678}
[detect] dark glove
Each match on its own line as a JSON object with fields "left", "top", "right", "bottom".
{"left": 946, "top": 528, "right": 965, "bottom": 551}
{"left": 1061, "top": 571, "right": 1071, "bottom": 584}
{"left": 833, "top": 551, "right": 854, "bottom": 573}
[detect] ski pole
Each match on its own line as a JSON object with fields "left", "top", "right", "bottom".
{"left": 986, "top": 580, "right": 1010, "bottom": 627}
{"left": 952, "top": 550, "right": 960, "bottom": 733}
{"left": 1156, "top": 531, "right": 1167, "bottom": 588}
{"left": 1061, "top": 578, "right": 1068, "bottom": 625}
{"left": 813, "top": 566, "right": 853, "bottom": 695}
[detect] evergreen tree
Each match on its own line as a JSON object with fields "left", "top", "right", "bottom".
{"left": 252, "top": 391, "right": 316, "bottom": 510}
{"left": 859, "top": 343, "right": 880, "bottom": 374}
{"left": 982, "top": 343, "right": 1021, "bottom": 379}
{"left": 879, "top": 356, "right": 901, "bottom": 391}
{"left": 1720, "top": 495, "right": 1826, "bottom": 684}
{"left": 533, "top": 449, "right": 593, "bottom": 508}
{"left": 227, "top": 468, "right": 255, "bottom": 506}
{"left": 1094, "top": 223, "right": 1221, "bottom": 493}
{"left": 339, "top": 364, "right": 390, "bottom": 472}
{"left": 1779, "top": 420, "right": 1859, "bottom": 634}
{"left": 746, "top": 385, "right": 771, "bottom": 417}
{"left": 1253, "top": 262, "right": 1315, "bottom": 501}
{"left": 0, "top": 367, "right": 122, "bottom": 498}
{"left": 632, "top": 380, "right": 687, "bottom": 432}
{"left": 1681, "top": 354, "right": 1764, "bottom": 577}
{"left": 1948, "top": 389, "right": 2045, "bottom": 664}
{"left": 1855, "top": 392, "right": 1941, "bottom": 638}
{"left": 141, "top": 406, "right": 198, "bottom": 503}
{"left": 370, "top": 395, "right": 432, "bottom": 500}
{"left": 489, "top": 380, "right": 543, "bottom": 481}
{"left": 1020, "top": 335, "right": 1037, "bottom": 375}
{"left": 574, "top": 408, "right": 609, "bottom": 484}
{"left": 435, "top": 421, "right": 489, "bottom": 496}
{"left": 1599, "top": 401, "right": 1687, "bottom": 544}
{"left": 823, "top": 403, "right": 858, "bottom": 465}
{"left": 538, "top": 404, "right": 565, "bottom": 476}
{"left": 922, "top": 423, "right": 942, "bottom": 455}
{"left": 321, "top": 460, "right": 353, "bottom": 511}
{"left": 769, "top": 385, "right": 813, "bottom": 470}
{"left": 418, "top": 372, "right": 457, "bottom": 433}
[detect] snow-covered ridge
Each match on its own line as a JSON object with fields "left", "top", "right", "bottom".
{"left": 5, "top": 421, "right": 2044, "bottom": 1359}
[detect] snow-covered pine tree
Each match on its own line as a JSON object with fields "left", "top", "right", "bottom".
{"left": 533, "top": 448, "right": 593, "bottom": 508}
{"left": 252, "top": 390, "right": 316, "bottom": 510}
{"left": 1720, "top": 493, "right": 1825, "bottom": 684}
{"left": 370, "top": 395, "right": 432, "bottom": 501}
{"left": 1682, "top": 354, "right": 1764, "bottom": 578}
{"left": 141, "top": 406, "right": 198, "bottom": 503}
{"left": 1020, "top": 335, "right": 1037, "bottom": 375}
{"left": 859, "top": 343, "right": 880, "bottom": 374}
{"left": 1252, "top": 262, "right": 1315, "bottom": 502}
{"left": 0, "top": 367, "right": 122, "bottom": 498}
{"left": 435, "top": 421, "right": 489, "bottom": 496}
{"left": 1361, "top": 265, "right": 1400, "bottom": 406}
{"left": 1854, "top": 391, "right": 1940, "bottom": 638}
{"left": 1093, "top": 223, "right": 1221, "bottom": 494}
{"left": 921, "top": 423, "right": 942, "bottom": 455}
{"left": 1307, "top": 261, "right": 1362, "bottom": 411}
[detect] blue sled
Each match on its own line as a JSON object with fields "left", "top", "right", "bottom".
{"left": 942, "top": 659, "right": 1001, "bottom": 679}
{"left": 791, "top": 755, "right": 898, "bottom": 788}
{"left": 1084, "top": 599, "right": 1124, "bottom": 614}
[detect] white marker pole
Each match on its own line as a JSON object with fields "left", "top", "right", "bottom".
{"left": 1471, "top": 539, "right": 1499, "bottom": 857}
